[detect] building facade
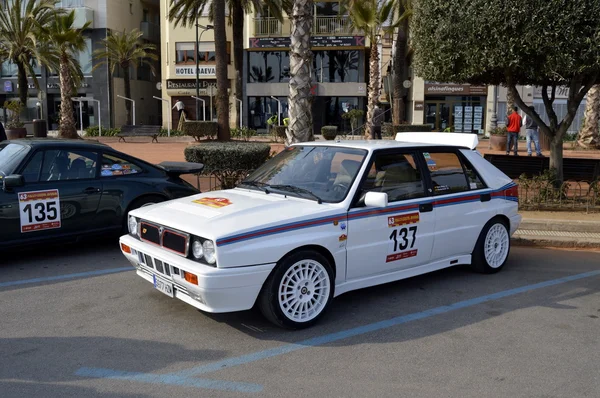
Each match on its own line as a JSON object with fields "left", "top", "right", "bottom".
{"left": 158, "top": 1, "right": 236, "bottom": 130}
{"left": 245, "top": 1, "right": 369, "bottom": 135}
{"left": 0, "top": 0, "right": 161, "bottom": 129}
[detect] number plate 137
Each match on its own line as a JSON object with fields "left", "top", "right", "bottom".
{"left": 18, "top": 189, "right": 61, "bottom": 233}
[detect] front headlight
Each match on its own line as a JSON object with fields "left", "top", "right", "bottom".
{"left": 191, "top": 239, "right": 204, "bottom": 259}
{"left": 202, "top": 240, "right": 216, "bottom": 264}
{"left": 128, "top": 216, "right": 138, "bottom": 236}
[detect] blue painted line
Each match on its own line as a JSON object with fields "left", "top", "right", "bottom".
{"left": 0, "top": 267, "right": 132, "bottom": 288}
{"left": 75, "top": 368, "right": 262, "bottom": 393}
{"left": 77, "top": 269, "right": 600, "bottom": 393}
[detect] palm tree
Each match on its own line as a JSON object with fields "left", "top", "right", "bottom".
{"left": 346, "top": 0, "right": 403, "bottom": 138}
{"left": 168, "top": 0, "right": 289, "bottom": 134}
{"left": 287, "top": 0, "right": 314, "bottom": 143}
{"left": 0, "top": 0, "right": 61, "bottom": 107}
{"left": 93, "top": 29, "right": 157, "bottom": 125}
{"left": 578, "top": 85, "right": 600, "bottom": 148}
{"left": 43, "top": 11, "right": 90, "bottom": 138}
{"left": 392, "top": 0, "right": 412, "bottom": 125}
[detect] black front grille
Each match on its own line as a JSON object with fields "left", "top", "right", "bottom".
{"left": 162, "top": 230, "right": 187, "bottom": 256}
{"left": 140, "top": 223, "right": 160, "bottom": 245}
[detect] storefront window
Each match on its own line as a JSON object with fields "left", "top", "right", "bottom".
{"left": 78, "top": 38, "right": 93, "bottom": 76}
{"left": 248, "top": 96, "right": 288, "bottom": 131}
{"left": 247, "top": 51, "right": 290, "bottom": 83}
{"left": 424, "top": 96, "right": 486, "bottom": 133}
{"left": 313, "top": 50, "right": 360, "bottom": 83}
{"left": 1, "top": 60, "right": 41, "bottom": 77}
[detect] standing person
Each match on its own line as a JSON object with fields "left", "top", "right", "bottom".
{"left": 371, "top": 103, "right": 384, "bottom": 140}
{"left": 523, "top": 106, "right": 543, "bottom": 157}
{"left": 172, "top": 99, "right": 185, "bottom": 119}
{"left": 506, "top": 105, "right": 522, "bottom": 156}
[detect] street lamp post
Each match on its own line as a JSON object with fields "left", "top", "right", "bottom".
{"left": 73, "top": 97, "right": 102, "bottom": 136}
{"left": 235, "top": 98, "right": 243, "bottom": 129}
{"left": 191, "top": 96, "right": 206, "bottom": 121}
{"left": 195, "top": 16, "right": 214, "bottom": 120}
{"left": 153, "top": 96, "right": 170, "bottom": 136}
{"left": 72, "top": 97, "right": 84, "bottom": 135}
{"left": 117, "top": 95, "right": 135, "bottom": 125}
{"left": 270, "top": 96, "right": 281, "bottom": 126}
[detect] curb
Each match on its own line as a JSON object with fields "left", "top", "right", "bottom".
{"left": 519, "top": 219, "right": 600, "bottom": 234}
{"left": 512, "top": 236, "right": 600, "bottom": 250}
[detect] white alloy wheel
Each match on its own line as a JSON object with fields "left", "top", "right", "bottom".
{"left": 278, "top": 259, "right": 331, "bottom": 323}
{"left": 483, "top": 223, "right": 510, "bottom": 268}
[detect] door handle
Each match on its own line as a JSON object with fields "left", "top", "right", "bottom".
{"left": 419, "top": 203, "right": 433, "bottom": 213}
{"left": 83, "top": 187, "right": 100, "bottom": 194}
{"left": 480, "top": 193, "right": 491, "bottom": 202}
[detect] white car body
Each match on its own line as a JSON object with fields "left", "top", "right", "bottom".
{"left": 120, "top": 134, "right": 521, "bottom": 321}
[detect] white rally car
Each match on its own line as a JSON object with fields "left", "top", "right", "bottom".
{"left": 120, "top": 133, "right": 521, "bottom": 329}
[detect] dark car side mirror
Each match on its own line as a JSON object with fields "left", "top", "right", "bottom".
{"left": 2, "top": 174, "right": 24, "bottom": 191}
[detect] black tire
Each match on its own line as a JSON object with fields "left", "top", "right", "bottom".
{"left": 121, "top": 195, "right": 166, "bottom": 234}
{"left": 471, "top": 217, "right": 511, "bottom": 274}
{"left": 258, "top": 250, "right": 334, "bottom": 329}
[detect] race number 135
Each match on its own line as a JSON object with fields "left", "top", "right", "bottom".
{"left": 18, "top": 190, "right": 62, "bottom": 233}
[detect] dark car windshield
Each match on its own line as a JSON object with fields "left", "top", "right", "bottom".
{"left": 0, "top": 143, "right": 30, "bottom": 177}
{"left": 239, "top": 145, "right": 367, "bottom": 203}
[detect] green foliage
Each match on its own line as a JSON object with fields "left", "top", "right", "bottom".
{"left": 184, "top": 142, "right": 271, "bottom": 188}
{"left": 321, "top": 126, "right": 338, "bottom": 140}
{"left": 518, "top": 168, "right": 568, "bottom": 206}
{"left": 283, "top": 117, "right": 290, "bottom": 127}
{"left": 182, "top": 121, "right": 218, "bottom": 141}
{"left": 341, "top": 109, "right": 365, "bottom": 121}
{"left": 159, "top": 128, "right": 185, "bottom": 137}
{"left": 267, "top": 114, "right": 279, "bottom": 126}
{"left": 489, "top": 126, "right": 508, "bottom": 136}
{"left": 345, "top": 0, "right": 404, "bottom": 41}
{"left": 3, "top": 100, "right": 24, "bottom": 129}
{"left": 271, "top": 126, "right": 287, "bottom": 142}
{"left": 231, "top": 126, "right": 256, "bottom": 141}
{"left": 84, "top": 126, "right": 121, "bottom": 137}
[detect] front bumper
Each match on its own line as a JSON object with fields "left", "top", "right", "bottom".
{"left": 119, "top": 235, "right": 276, "bottom": 313}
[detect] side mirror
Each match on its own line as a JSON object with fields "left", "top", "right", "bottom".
{"left": 364, "top": 191, "right": 388, "bottom": 208}
{"left": 3, "top": 174, "right": 24, "bottom": 191}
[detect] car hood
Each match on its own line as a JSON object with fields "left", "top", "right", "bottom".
{"left": 129, "top": 188, "right": 344, "bottom": 242}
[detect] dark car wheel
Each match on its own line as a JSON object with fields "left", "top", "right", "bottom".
{"left": 258, "top": 250, "right": 334, "bottom": 329}
{"left": 121, "top": 195, "right": 166, "bottom": 234}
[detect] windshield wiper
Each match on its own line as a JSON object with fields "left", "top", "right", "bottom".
{"left": 267, "top": 184, "right": 323, "bottom": 204}
{"left": 239, "top": 180, "right": 269, "bottom": 193}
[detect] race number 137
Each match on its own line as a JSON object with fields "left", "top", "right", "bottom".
{"left": 18, "top": 190, "right": 62, "bottom": 233}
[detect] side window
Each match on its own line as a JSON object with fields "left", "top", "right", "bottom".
{"left": 462, "top": 157, "right": 486, "bottom": 190}
{"left": 40, "top": 150, "right": 98, "bottom": 181}
{"left": 101, "top": 154, "right": 143, "bottom": 177}
{"left": 358, "top": 152, "right": 426, "bottom": 203}
{"left": 422, "top": 151, "right": 470, "bottom": 195}
{"left": 21, "top": 151, "right": 44, "bottom": 183}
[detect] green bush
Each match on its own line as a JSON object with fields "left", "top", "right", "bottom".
{"left": 184, "top": 142, "right": 271, "bottom": 189}
{"left": 182, "top": 121, "right": 218, "bottom": 141}
{"left": 84, "top": 126, "right": 121, "bottom": 137}
{"left": 231, "top": 126, "right": 256, "bottom": 141}
{"left": 394, "top": 124, "right": 433, "bottom": 133}
{"left": 321, "top": 126, "right": 338, "bottom": 140}
{"left": 489, "top": 126, "right": 507, "bottom": 136}
{"left": 159, "top": 128, "right": 185, "bottom": 137}
{"left": 271, "top": 126, "right": 287, "bottom": 142}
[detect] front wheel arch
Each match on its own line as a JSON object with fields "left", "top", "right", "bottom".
{"left": 277, "top": 244, "right": 337, "bottom": 281}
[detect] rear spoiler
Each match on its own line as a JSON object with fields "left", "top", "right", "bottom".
{"left": 157, "top": 161, "right": 204, "bottom": 176}
{"left": 395, "top": 132, "right": 479, "bottom": 151}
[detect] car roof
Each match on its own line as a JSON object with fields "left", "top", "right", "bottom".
{"left": 293, "top": 140, "right": 453, "bottom": 150}
{"left": 4, "top": 138, "right": 109, "bottom": 150}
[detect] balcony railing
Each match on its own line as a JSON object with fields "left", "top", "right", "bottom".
{"left": 314, "top": 16, "right": 352, "bottom": 35}
{"left": 141, "top": 21, "right": 160, "bottom": 43}
{"left": 57, "top": 0, "right": 85, "bottom": 7}
{"left": 253, "top": 18, "right": 282, "bottom": 36}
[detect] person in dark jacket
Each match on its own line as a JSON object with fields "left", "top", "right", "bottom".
{"left": 0, "top": 121, "right": 7, "bottom": 142}
{"left": 523, "top": 106, "right": 543, "bottom": 157}
{"left": 370, "top": 103, "right": 384, "bottom": 140}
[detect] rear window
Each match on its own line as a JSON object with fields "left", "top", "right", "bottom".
{"left": 0, "top": 143, "right": 30, "bottom": 177}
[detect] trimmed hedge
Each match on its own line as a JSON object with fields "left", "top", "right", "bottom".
{"left": 184, "top": 142, "right": 271, "bottom": 173}
{"left": 231, "top": 126, "right": 256, "bottom": 141}
{"left": 321, "top": 126, "right": 338, "bottom": 140}
{"left": 271, "top": 126, "right": 287, "bottom": 142}
{"left": 182, "top": 121, "right": 218, "bottom": 141}
{"left": 84, "top": 126, "right": 121, "bottom": 137}
{"left": 383, "top": 123, "right": 433, "bottom": 137}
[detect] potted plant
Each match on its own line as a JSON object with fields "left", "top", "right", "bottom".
{"left": 4, "top": 100, "right": 27, "bottom": 139}
{"left": 321, "top": 126, "right": 338, "bottom": 140}
{"left": 489, "top": 126, "right": 508, "bottom": 151}
{"left": 342, "top": 109, "right": 364, "bottom": 136}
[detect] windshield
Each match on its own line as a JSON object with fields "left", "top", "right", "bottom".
{"left": 240, "top": 145, "right": 367, "bottom": 203}
{"left": 0, "top": 143, "right": 30, "bottom": 178}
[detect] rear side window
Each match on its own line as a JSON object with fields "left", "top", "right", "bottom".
{"left": 421, "top": 151, "right": 470, "bottom": 195}
{"left": 462, "top": 157, "right": 486, "bottom": 190}
{"left": 101, "top": 154, "right": 143, "bottom": 177}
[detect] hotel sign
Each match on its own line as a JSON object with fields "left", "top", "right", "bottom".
{"left": 175, "top": 65, "right": 216, "bottom": 77}
{"left": 166, "top": 79, "right": 228, "bottom": 96}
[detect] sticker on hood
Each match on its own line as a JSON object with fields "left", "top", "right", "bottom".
{"left": 192, "top": 197, "right": 233, "bottom": 208}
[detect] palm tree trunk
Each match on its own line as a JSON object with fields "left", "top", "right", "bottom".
{"left": 58, "top": 56, "right": 78, "bottom": 139}
{"left": 123, "top": 65, "right": 132, "bottom": 125}
{"left": 392, "top": 21, "right": 408, "bottom": 125}
{"left": 17, "top": 61, "right": 28, "bottom": 108}
{"left": 578, "top": 84, "right": 600, "bottom": 148}
{"left": 214, "top": 0, "right": 230, "bottom": 140}
{"left": 365, "top": 40, "right": 380, "bottom": 138}
{"left": 288, "top": 0, "right": 314, "bottom": 144}
{"left": 232, "top": 0, "right": 244, "bottom": 125}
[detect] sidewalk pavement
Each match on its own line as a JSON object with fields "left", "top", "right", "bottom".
{"left": 93, "top": 135, "right": 599, "bottom": 251}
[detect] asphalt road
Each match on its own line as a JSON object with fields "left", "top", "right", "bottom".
{"left": 1, "top": 242, "right": 599, "bottom": 398}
